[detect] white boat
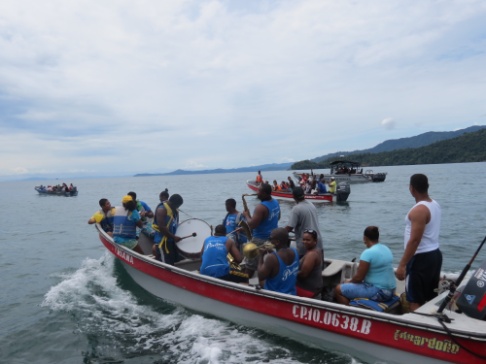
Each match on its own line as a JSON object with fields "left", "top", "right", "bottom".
{"left": 96, "top": 224, "right": 486, "bottom": 364}
{"left": 294, "top": 160, "right": 387, "bottom": 183}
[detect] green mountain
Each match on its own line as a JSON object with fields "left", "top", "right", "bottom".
{"left": 312, "top": 125, "right": 486, "bottom": 163}
{"left": 291, "top": 128, "right": 486, "bottom": 169}
{"left": 136, "top": 125, "right": 486, "bottom": 176}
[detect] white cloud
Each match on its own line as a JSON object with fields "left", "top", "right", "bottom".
{"left": 1, "top": 0, "right": 486, "bottom": 178}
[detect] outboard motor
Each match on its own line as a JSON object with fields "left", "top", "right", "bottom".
{"left": 456, "top": 259, "right": 486, "bottom": 320}
{"left": 336, "top": 182, "right": 350, "bottom": 202}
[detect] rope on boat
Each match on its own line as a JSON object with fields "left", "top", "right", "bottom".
{"left": 437, "top": 316, "right": 486, "bottom": 360}
{"left": 411, "top": 311, "right": 486, "bottom": 360}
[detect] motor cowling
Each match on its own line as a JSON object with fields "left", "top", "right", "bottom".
{"left": 456, "top": 259, "right": 486, "bottom": 320}
{"left": 336, "top": 182, "right": 350, "bottom": 202}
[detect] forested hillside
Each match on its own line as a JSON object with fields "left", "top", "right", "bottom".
{"left": 311, "top": 125, "right": 486, "bottom": 163}
{"left": 291, "top": 128, "right": 486, "bottom": 170}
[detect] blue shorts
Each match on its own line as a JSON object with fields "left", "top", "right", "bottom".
{"left": 340, "top": 282, "right": 394, "bottom": 302}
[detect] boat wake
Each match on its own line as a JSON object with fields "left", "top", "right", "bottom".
{"left": 42, "top": 253, "right": 361, "bottom": 364}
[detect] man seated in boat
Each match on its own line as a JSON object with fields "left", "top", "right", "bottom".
{"left": 272, "top": 180, "right": 282, "bottom": 191}
{"left": 127, "top": 191, "right": 154, "bottom": 236}
{"left": 257, "top": 228, "right": 299, "bottom": 295}
{"left": 334, "top": 226, "right": 396, "bottom": 305}
{"left": 296, "top": 229, "right": 323, "bottom": 299}
{"left": 200, "top": 225, "right": 248, "bottom": 283}
{"left": 88, "top": 198, "right": 115, "bottom": 236}
{"left": 317, "top": 177, "right": 327, "bottom": 194}
{"left": 112, "top": 195, "right": 144, "bottom": 254}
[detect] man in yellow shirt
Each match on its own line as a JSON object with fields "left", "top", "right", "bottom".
{"left": 328, "top": 177, "right": 337, "bottom": 194}
{"left": 88, "top": 198, "right": 115, "bottom": 236}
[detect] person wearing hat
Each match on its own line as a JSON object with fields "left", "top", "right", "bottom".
{"left": 112, "top": 195, "right": 144, "bottom": 254}
{"left": 285, "top": 187, "right": 323, "bottom": 259}
{"left": 152, "top": 193, "right": 184, "bottom": 265}
{"left": 328, "top": 177, "right": 337, "bottom": 194}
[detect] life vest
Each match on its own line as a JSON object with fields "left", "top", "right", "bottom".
{"left": 152, "top": 202, "right": 177, "bottom": 254}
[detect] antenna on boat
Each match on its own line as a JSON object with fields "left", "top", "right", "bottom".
{"left": 437, "top": 234, "right": 486, "bottom": 316}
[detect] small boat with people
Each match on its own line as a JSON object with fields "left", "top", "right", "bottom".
{"left": 35, "top": 183, "right": 78, "bottom": 196}
{"left": 294, "top": 159, "right": 387, "bottom": 183}
{"left": 96, "top": 222, "right": 486, "bottom": 364}
{"left": 246, "top": 180, "right": 350, "bottom": 203}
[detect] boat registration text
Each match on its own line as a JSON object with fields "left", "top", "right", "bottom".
{"left": 292, "top": 305, "right": 372, "bottom": 334}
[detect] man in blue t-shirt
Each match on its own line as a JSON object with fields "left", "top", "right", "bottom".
{"left": 223, "top": 198, "right": 248, "bottom": 251}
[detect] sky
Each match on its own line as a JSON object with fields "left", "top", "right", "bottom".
{"left": 1, "top": 0, "right": 486, "bottom": 180}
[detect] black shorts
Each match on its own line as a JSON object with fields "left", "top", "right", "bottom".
{"left": 406, "top": 249, "right": 442, "bottom": 304}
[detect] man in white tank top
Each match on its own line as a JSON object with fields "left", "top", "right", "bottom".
{"left": 395, "top": 174, "right": 443, "bottom": 312}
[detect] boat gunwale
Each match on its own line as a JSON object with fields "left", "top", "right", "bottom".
{"left": 96, "top": 224, "right": 486, "bottom": 341}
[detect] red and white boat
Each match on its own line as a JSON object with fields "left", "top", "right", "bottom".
{"left": 96, "top": 224, "right": 486, "bottom": 364}
{"left": 246, "top": 180, "right": 350, "bottom": 203}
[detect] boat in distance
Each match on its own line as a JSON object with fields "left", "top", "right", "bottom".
{"left": 96, "top": 223, "right": 486, "bottom": 364}
{"left": 294, "top": 159, "right": 387, "bottom": 183}
{"left": 35, "top": 185, "right": 78, "bottom": 196}
{"left": 246, "top": 180, "right": 350, "bottom": 203}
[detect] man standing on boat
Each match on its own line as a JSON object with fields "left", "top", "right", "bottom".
{"left": 242, "top": 182, "right": 280, "bottom": 276}
{"left": 255, "top": 170, "right": 263, "bottom": 185}
{"left": 328, "top": 177, "right": 337, "bottom": 194}
{"left": 395, "top": 174, "right": 442, "bottom": 312}
{"left": 285, "top": 187, "right": 323, "bottom": 259}
{"left": 152, "top": 194, "right": 184, "bottom": 265}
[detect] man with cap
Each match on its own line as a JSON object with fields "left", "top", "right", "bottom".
{"left": 285, "top": 187, "right": 323, "bottom": 259}
{"left": 112, "top": 195, "right": 144, "bottom": 254}
{"left": 152, "top": 193, "right": 184, "bottom": 265}
{"left": 328, "top": 177, "right": 337, "bottom": 194}
{"left": 258, "top": 227, "right": 299, "bottom": 295}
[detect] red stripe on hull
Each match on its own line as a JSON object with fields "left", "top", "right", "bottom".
{"left": 99, "top": 234, "right": 486, "bottom": 364}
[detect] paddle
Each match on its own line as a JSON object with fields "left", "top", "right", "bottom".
{"left": 437, "top": 234, "right": 486, "bottom": 315}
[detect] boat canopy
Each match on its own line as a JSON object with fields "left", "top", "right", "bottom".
{"left": 329, "top": 160, "right": 361, "bottom": 166}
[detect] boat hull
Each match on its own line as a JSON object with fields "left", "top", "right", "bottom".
{"left": 35, "top": 187, "right": 78, "bottom": 196}
{"left": 97, "top": 226, "right": 486, "bottom": 364}
{"left": 246, "top": 181, "right": 349, "bottom": 203}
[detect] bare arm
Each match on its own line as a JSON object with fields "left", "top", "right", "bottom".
{"left": 298, "top": 251, "right": 319, "bottom": 279}
{"left": 258, "top": 251, "right": 277, "bottom": 281}
{"left": 243, "top": 204, "right": 268, "bottom": 230}
{"left": 395, "top": 204, "right": 429, "bottom": 280}
{"left": 349, "top": 260, "right": 370, "bottom": 283}
{"left": 155, "top": 208, "right": 181, "bottom": 242}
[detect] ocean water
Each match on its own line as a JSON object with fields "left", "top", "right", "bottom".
{"left": 1, "top": 163, "right": 485, "bottom": 364}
